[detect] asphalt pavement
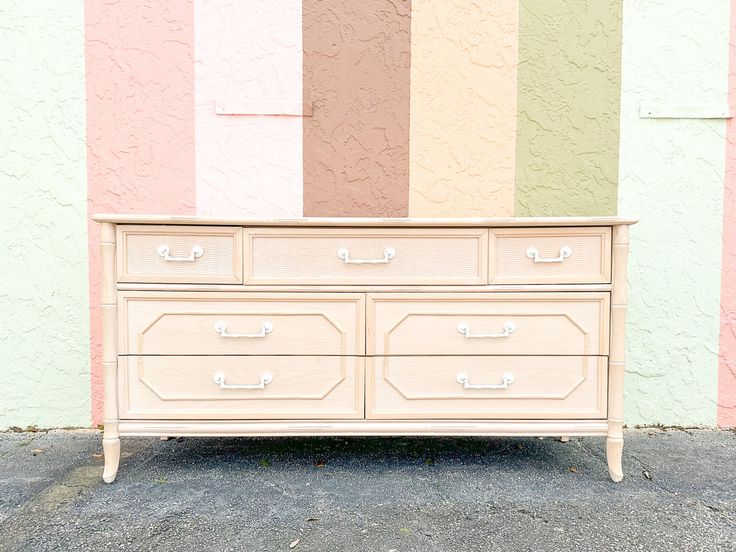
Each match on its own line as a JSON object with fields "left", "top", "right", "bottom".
{"left": 0, "top": 428, "right": 734, "bottom": 551}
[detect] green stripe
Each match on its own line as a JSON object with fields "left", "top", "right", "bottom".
{"left": 0, "top": 1, "right": 89, "bottom": 429}
{"left": 514, "top": 0, "right": 623, "bottom": 216}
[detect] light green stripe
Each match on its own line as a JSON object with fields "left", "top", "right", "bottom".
{"left": 515, "top": 0, "right": 623, "bottom": 216}
{"left": 617, "top": 0, "right": 727, "bottom": 426}
{"left": 0, "top": 1, "right": 89, "bottom": 429}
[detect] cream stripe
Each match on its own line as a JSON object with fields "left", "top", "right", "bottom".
{"left": 408, "top": 0, "right": 518, "bottom": 217}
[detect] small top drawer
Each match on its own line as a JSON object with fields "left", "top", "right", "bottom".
{"left": 117, "top": 225, "right": 243, "bottom": 284}
{"left": 489, "top": 227, "right": 611, "bottom": 284}
{"left": 244, "top": 228, "right": 488, "bottom": 285}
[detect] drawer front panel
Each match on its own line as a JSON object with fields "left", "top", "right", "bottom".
{"left": 368, "top": 292, "right": 609, "bottom": 356}
{"left": 244, "top": 228, "right": 488, "bottom": 285}
{"left": 367, "top": 356, "right": 607, "bottom": 419}
{"left": 119, "top": 292, "right": 364, "bottom": 355}
{"left": 119, "top": 356, "right": 364, "bottom": 419}
{"left": 489, "top": 227, "right": 611, "bottom": 284}
{"left": 118, "top": 225, "right": 243, "bottom": 283}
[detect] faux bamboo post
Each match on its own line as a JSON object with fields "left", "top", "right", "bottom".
{"left": 101, "top": 222, "right": 120, "bottom": 483}
{"left": 607, "top": 224, "right": 629, "bottom": 482}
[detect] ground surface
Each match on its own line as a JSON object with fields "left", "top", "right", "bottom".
{"left": 0, "top": 429, "right": 734, "bottom": 551}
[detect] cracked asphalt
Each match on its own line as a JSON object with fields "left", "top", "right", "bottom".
{"left": 0, "top": 428, "right": 734, "bottom": 551}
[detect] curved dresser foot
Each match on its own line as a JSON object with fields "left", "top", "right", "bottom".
{"left": 606, "top": 437, "right": 624, "bottom": 482}
{"left": 102, "top": 437, "right": 121, "bottom": 483}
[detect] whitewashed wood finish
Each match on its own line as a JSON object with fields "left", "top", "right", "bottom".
{"left": 117, "top": 225, "right": 243, "bottom": 284}
{"left": 93, "top": 214, "right": 638, "bottom": 227}
{"left": 367, "top": 356, "right": 607, "bottom": 420}
{"left": 367, "top": 292, "right": 609, "bottom": 356}
{"left": 118, "top": 356, "right": 364, "bottom": 420}
{"left": 489, "top": 227, "right": 612, "bottom": 284}
{"left": 118, "top": 419, "right": 610, "bottom": 436}
{"left": 607, "top": 225, "right": 629, "bottom": 482}
{"left": 96, "top": 216, "right": 635, "bottom": 483}
{"left": 244, "top": 227, "right": 488, "bottom": 285}
{"left": 118, "top": 291, "right": 364, "bottom": 355}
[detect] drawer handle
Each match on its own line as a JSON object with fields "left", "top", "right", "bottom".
{"left": 526, "top": 246, "right": 572, "bottom": 263}
{"left": 457, "top": 321, "right": 515, "bottom": 338}
{"left": 213, "top": 371, "right": 273, "bottom": 390}
{"left": 456, "top": 372, "right": 514, "bottom": 390}
{"left": 157, "top": 244, "right": 204, "bottom": 262}
{"left": 337, "top": 247, "right": 395, "bottom": 264}
{"left": 214, "top": 320, "right": 273, "bottom": 338}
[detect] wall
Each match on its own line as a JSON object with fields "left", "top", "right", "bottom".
{"left": 1, "top": 0, "right": 735, "bottom": 429}
{"left": 0, "top": 1, "right": 90, "bottom": 428}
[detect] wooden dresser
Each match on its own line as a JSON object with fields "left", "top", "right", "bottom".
{"left": 93, "top": 215, "right": 636, "bottom": 483}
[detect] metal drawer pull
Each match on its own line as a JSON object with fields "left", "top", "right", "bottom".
{"left": 526, "top": 246, "right": 572, "bottom": 263}
{"left": 157, "top": 244, "right": 204, "bottom": 262}
{"left": 456, "top": 372, "right": 514, "bottom": 390}
{"left": 213, "top": 372, "right": 273, "bottom": 389}
{"left": 214, "top": 321, "right": 273, "bottom": 338}
{"left": 337, "top": 247, "right": 395, "bottom": 264}
{"left": 458, "top": 321, "right": 515, "bottom": 338}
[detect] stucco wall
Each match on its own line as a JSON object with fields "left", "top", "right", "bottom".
{"left": 2, "top": 1, "right": 735, "bottom": 429}
{"left": 0, "top": 1, "right": 90, "bottom": 429}
{"left": 515, "top": 0, "right": 623, "bottom": 217}
{"left": 618, "top": 0, "right": 729, "bottom": 425}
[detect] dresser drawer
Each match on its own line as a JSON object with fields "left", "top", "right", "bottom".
{"left": 244, "top": 228, "right": 488, "bottom": 285}
{"left": 489, "top": 227, "right": 611, "bottom": 284}
{"left": 119, "top": 356, "right": 364, "bottom": 419}
{"left": 117, "top": 225, "right": 243, "bottom": 283}
{"left": 367, "top": 356, "right": 607, "bottom": 419}
{"left": 119, "top": 291, "right": 364, "bottom": 355}
{"left": 368, "top": 292, "right": 609, "bottom": 356}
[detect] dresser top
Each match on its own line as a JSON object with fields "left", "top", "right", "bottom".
{"left": 92, "top": 215, "right": 637, "bottom": 227}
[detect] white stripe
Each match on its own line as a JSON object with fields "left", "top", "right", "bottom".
{"left": 195, "top": 0, "right": 303, "bottom": 217}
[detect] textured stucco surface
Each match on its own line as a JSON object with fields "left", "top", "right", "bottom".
{"left": 408, "top": 0, "right": 517, "bottom": 217}
{"left": 719, "top": 3, "right": 736, "bottom": 427}
{"left": 515, "top": 0, "right": 622, "bottom": 217}
{"left": 618, "top": 0, "right": 729, "bottom": 426}
{"left": 195, "top": 0, "right": 303, "bottom": 218}
{"left": 0, "top": 1, "right": 90, "bottom": 429}
{"left": 85, "top": 0, "right": 197, "bottom": 424}
{"left": 302, "top": 0, "right": 411, "bottom": 217}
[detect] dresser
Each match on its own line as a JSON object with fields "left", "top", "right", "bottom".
{"left": 93, "top": 215, "right": 636, "bottom": 483}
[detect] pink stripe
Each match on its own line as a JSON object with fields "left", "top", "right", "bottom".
{"left": 85, "top": 1, "right": 196, "bottom": 425}
{"left": 719, "top": 2, "right": 736, "bottom": 427}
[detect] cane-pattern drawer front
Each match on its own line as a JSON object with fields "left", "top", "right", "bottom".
{"left": 117, "top": 225, "right": 243, "bottom": 284}
{"left": 244, "top": 227, "right": 488, "bottom": 285}
{"left": 489, "top": 227, "right": 611, "bottom": 284}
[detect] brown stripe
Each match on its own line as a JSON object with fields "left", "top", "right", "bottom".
{"left": 302, "top": 0, "right": 411, "bottom": 216}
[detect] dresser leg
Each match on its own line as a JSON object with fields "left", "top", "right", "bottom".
{"left": 557, "top": 436, "right": 569, "bottom": 443}
{"left": 606, "top": 438, "right": 624, "bottom": 482}
{"left": 103, "top": 438, "right": 121, "bottom": 483}
{"left": 160, "top": 436, "right": 171, "bottom": 441}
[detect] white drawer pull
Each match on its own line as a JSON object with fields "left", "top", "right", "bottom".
{"left": 458, "top": 321, "right": 515, "bottom": 338}
{"left": 526, "top": 246, "right": 572, "bottom": 263}
{"left": 214, "top": 320, "right": 273, "bottom": 338}
{"left": 337, "top": 247, "right": 395, "bottom": 264}
{"left": 213, "top": 371, "right": 273, "bottom": 390}
{"left": 157, "top": 244, "right": 204, "bottom": 262}
{"left": 456, "top": 372, "right": 514, "bottom": 390}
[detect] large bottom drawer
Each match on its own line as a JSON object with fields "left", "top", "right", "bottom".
{"left": 119, "top": 356, "right": 363, "bottom": 420}
{"left": 367, "top": 356, "right": 607, "bottom": 419}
